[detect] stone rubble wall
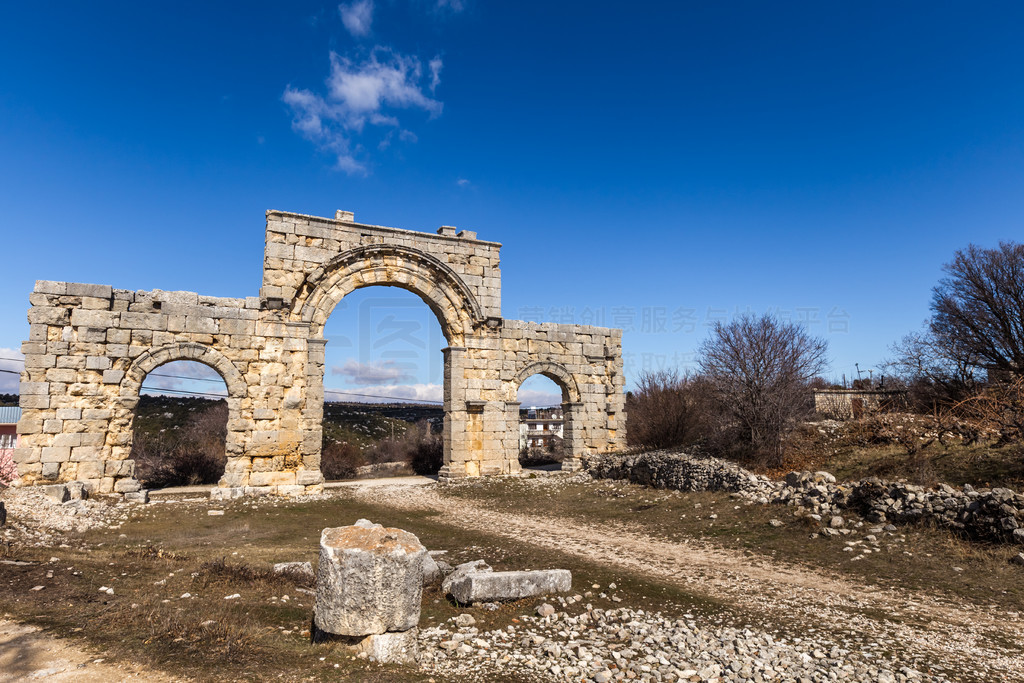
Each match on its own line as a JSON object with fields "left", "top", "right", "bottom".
{"left": 15, "top": 210, "right": 625, "bottom": 495}
{"left": 583, "top": 451, "right": 1024, "bottom": 546}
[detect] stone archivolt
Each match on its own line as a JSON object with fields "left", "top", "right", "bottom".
{"left": 15, "top": 210, "right": 626, "bottom": 495}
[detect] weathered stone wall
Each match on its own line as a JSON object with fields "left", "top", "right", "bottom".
{"left": 813, "top": 389, "right": 907, "bottom": 419}
{"left": 15, "top": 210, "right": 625, "bottom": 495}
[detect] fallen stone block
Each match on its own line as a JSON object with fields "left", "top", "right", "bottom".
{"left": 42, "top": 484, "right": 69, "bottom": 503}
{"left": 312, "top": 628, "right": 419, "bottom": 663}
{"left": 66, "top": 481, "right": 88, "bottom": 500}
{"left": 113, "top": 478, "right": 141, "bottom": 493}
{"left": 422, "top": 553, "right": 442, "bottom": 586}
{"left": 315, "top": 519, "right": 427, "bottom": 637}
{"left": 441, "top": 559, "right": 491, "bottom": 595}
{"left": 447, "top": 569, "right": 572, "bottom": 604}
{"left": 273, "top": 561, "right": 314, "bottom": 583}
{"left": 124, "top": 490, "right": 149, "bottom": 504}
{"left": 209, "top": 487, "right": 244, "bottom": 501}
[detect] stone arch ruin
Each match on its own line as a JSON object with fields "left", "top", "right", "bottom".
{"left": 14, "top": 210, "right": 626, "bottom": 495}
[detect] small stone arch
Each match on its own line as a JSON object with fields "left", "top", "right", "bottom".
{"left": 507, "top": 361, "right": 585, "bottom": 472}
{"left": 121, "top": 342, "right": 247, "bottom": 399}
{"left": 509, "top": 361, "right": 581, "bottom": 403}
{"left": 115, "top": 342, "right": 247, "bottom": 486}
{"left": 291, "top": 244, "right": 484, "bottom": 346}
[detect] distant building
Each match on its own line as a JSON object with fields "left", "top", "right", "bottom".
{"left": 813, "top": 389, "right": 906, "bottom": 420}
{"left": 519, "top": 406, "right": 564, "bottom": 450}
{"left": 0, "top": 406, "right": 20, "bottom": 483}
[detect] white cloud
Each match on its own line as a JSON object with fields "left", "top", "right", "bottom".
{"left": 331, "top": 359, "right": 415, "bottom": 386}
{"left": 325, "top": 382, "right": 443, "bottom": 403}
{"left": 339, "top": 0, "right": 374, "bottom": 37}
{"left": 140, "top": 361, "right": 228, "bottom": 398}
{"left": 456, "top": 177, "right": 470, "bottom": 187}
{"left": 436, "top": 0, "right": 465, "bottom": 12}
{"left": 284, "top": 48, "right": 443, "bottom": 173}
{"left": 428, "top": 56, "right": 442, "bottom": 92}
{"left": 517, "top": 389, "right": 563, "bottom": 407}
{"left": 0, "top": 348, "right": 24, "bottom": 394}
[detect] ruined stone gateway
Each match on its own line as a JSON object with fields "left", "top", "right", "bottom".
{"left": 14, "top": 210, "right": 625, "bottom": 495}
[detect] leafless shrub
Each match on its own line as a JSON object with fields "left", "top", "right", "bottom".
{"left": 133, "top": 401, "right": 227, "bottom": 488}
{"left": 320, "top": 440, "right": 364, "bottom": 480}
{"left": 322, "top": 419, "right": 442, "bottom": 478}
{"left": 625, "top": 369, "right": 714, "bottom": 451}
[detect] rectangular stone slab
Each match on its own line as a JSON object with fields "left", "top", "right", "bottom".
{"left": 447, "top": 569, "right": 572, "bottom": 604}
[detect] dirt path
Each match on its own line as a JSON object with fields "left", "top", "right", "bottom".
{"left": 0, "top": 618, "right": 178, "bottom": 682}
{"left": 348, "top": 480, "right": 1024, "bottom": 681}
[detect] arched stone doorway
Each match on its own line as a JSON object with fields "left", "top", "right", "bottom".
{"left": 507, "top": 361, "right": 584, "bottom": 471}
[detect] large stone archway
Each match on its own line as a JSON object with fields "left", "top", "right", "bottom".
{"left": 14, "top": 209, "right": 626, "bottom": 495}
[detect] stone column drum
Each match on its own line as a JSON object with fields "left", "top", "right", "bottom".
{"left": 314, "top": 519, "right": 427, "bottom": 662}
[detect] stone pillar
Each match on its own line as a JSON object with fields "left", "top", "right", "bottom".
{"left": 560, "top": 402, "right": 584, "bottom": 471}
{"left": 504, "top": 400, "right": 523, "bottom": 475}
{"left": 438, "top": 347, "right": 469, "bottom": 479}
{"left": 296, "top": 337, "right": 326, "bottom": 491}
{"left": 314, "top": 520, "right": 426, "bottom": 663}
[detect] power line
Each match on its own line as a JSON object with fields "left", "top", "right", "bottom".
{"left": 1, "top": 355, "right": 441, "bottom": 404}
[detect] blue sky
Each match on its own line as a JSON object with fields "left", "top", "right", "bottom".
{"left": 2, "top": 1, "right": 1023, "bottom": 403}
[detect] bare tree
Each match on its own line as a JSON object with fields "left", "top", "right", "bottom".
{"left": 932, "top": 241, "right": 1024, "bottom": 379}
{"left": 884, "top": 329, "right": 982, "bottom": 409}
{"left": 699, "top": 314, "right": 828, "bottom": 467}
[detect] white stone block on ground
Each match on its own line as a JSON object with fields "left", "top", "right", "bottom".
{"left": 273, "top": 561, "right": 314, "bottom": 583}
{"left": 210, "top": 487, "right": 244, "bottom": 501}
{"left": 447, "top": 569, "right": 572, "bottom": 605}
{"left": 315, "top": 519, "right": 427, "bottom": 637}
{"left": 349, "top": 628, "right": 418, "bottom": 663}
{"left": 441, "top": 559, "right": 491, "bottom": 595}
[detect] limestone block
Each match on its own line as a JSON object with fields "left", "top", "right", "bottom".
{"left": 42, "top": 484, "right": 70, "bottom": 503}
{"left": 249, "top": 473, "right": 294, "bottom": 489}
{"left": 34, "top": 280, "right": 67, "bottom": 295}
{"left": 67, "top": 283, "right": 112, "bottom": 298}
{"left": 446, "top": 569, "right": 572, "bottom": 604}
{"left": 207, "top": 486, "right": 241, "bottom": 501}
{"left": 41, "top": 447, "right": 70, "bottom": 463}
{"left": 343, "top": 629, "right": 419, "bottom": 664}
{"left": 124, "top": 490, "right": 150, "bottom": 504}
{"left": 315, "top": 520, "right": 427, "bottom": 637}
{"left": 76, "top": 461, "right": 104, "bottom": 480}
{"left": 114, "top": 478, "right": 142, "bottom": 493}
{"left": 296, "top": 469, "right": 325, "bottom": 486}
{"left": 277, "top": 485, "right": 305, "bottom": 496}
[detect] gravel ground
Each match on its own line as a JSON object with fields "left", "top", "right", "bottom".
{"left": 3, "top": 476, "right": 1022, "bottom": 682}
{"left": 421, "top": 603, "right": 936, "bottom": 683}
{"left": 343, "top": 475, "right": 1024, "bottom": 682}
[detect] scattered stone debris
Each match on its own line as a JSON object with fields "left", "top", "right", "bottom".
{"left": 585, "top": 451, "right": 1024, "bottom": 546}
{"left": 419, "top": 604, "right": 945, "bottom": 683}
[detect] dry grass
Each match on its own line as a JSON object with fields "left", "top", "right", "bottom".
{"left": 0, "top": 492, "right": 733, "bottom": 682}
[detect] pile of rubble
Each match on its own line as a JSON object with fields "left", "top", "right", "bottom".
{"left": 0, "top": 483, "right": 134, "bottom": 546}
{"left": 583, "top": 451, "right": 1024, "bottom": 546}
{"left": 419, "top": 602, "right": 938, "bottom": 683}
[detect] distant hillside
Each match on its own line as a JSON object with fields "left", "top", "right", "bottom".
{"left": 131, "top": 395, "right": 442, "bottom": 451}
